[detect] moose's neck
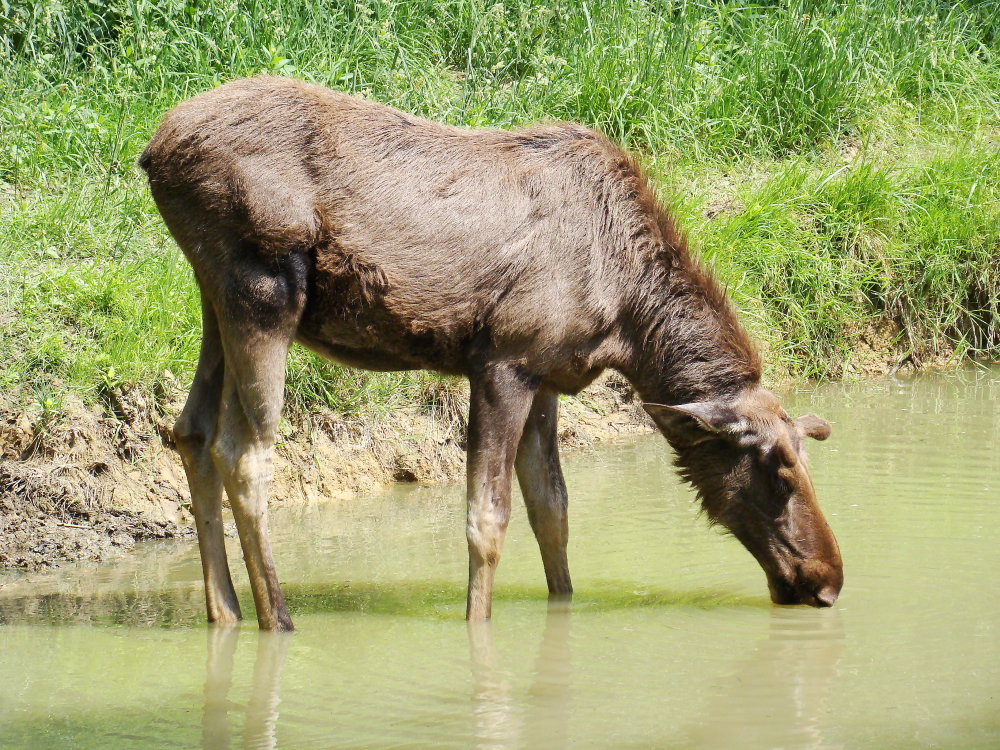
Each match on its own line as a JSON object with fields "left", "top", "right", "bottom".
{"left": 622, "top": 251, "right": 762, "bottom": 407}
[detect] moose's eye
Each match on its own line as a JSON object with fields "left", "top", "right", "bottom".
{"left": 755, "top": 441, "right": 794, "bottom": 468}
{"left": 755, "top": 447, "right": 795, "bottom": 496}
{"left": 774, "top": 465, "right": 796, "bottom": 495}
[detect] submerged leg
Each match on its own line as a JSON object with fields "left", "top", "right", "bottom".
{"left": 515, "top": 390, "right": 572, "bottom": 595}
{"left": 465, "top": 363, "right": 538, "bottom": 621}
{"left": 174, "top": 300, "right": 242, "bottom": 625}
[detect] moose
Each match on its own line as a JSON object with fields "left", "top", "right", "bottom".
{"left": 140, "top": 76, "right": 843, "bottom": 631}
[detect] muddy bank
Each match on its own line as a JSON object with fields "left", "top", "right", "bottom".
{"left": 1, "top": 327, "right": 954, "bottom": 572}
{"left": 0, "top": 374, "right": 650, "bottom": 570}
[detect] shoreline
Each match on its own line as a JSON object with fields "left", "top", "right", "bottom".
{"left": 0, "top": 349, "right": 957, "bottom": 571}
{"left": 1, "top": 373, "right": 652, "bottom": 571}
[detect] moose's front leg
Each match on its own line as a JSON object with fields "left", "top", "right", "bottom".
{"left": 465, "top": 363, "right": 539, "bottom": 621}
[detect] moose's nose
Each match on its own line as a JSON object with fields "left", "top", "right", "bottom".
{"left": 767, "top": 560, "right": 843, "bottom": 607}
{"left": 768, "top": 580, "right": 841, "bottom": 607}
{"left": 814, "top": 585, "right": 839, "bottom": 607}
{"left": 796, "top": 558, "right": 843, "bottom": 608}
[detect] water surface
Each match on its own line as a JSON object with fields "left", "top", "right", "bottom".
{"left": 2, "top": 369, "right": 999, "bottom": 748}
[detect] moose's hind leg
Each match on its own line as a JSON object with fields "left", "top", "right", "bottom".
{"left": 174, "top": 299, "right": 242, "bottom": 625}
{"left": 515, "top": 390, "right": 572, "bottom": 595}
{"left": 208, "top": 252, "right": 306, "bottom": 632}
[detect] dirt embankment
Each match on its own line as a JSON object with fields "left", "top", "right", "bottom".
{"left": 0, "top": 374, "right": 651, "bottom": 570}
{"left": 1, "top": 325, "right": 950, "bottom": 573}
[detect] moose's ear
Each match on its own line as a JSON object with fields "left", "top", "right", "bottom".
{"left": 643, "top": 402, "right": 744, "bottom": 446}
{"left": 796, "top": 414, "right": 832, "bottom": 441}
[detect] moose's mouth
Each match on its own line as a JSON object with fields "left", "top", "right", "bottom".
{"left": 765, "top": 557, "right": 843, "bottom": 608}
{"left": 767, "top": 576, "right": 840, "bottom": 607}
{"left": 732, "top": 522, "right": 843, "bottom": 608}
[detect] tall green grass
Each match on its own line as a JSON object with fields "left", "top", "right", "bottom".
{"left": 693, "top": 147, "right": 1000, "bottom": 377}
{"left": 1, "top": 0, "right": 998, "bottom": 415}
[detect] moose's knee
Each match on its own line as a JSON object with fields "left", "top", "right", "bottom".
{"left": 532, "top": 514, "right": 569, "bottom": 546}
{"left": 209, "top": 437, "right": 274, "bottom": 496}
{"left": 173, "top": 417, "right": 211, "bottom": 462}
{"left": 466, "top": 514, "right": 508, "bottom": 566}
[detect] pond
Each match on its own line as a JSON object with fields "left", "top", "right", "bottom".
{"left": 1, "top": 368, "right": 998, "bottom": 748}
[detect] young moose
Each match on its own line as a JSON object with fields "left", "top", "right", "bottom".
{"left": 141, "top": 77, "right": 843, "bottom": 631}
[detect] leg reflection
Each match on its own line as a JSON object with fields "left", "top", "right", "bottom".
{"left": 524, "top": 598, "right": 573, "bottom": 748}
{"left": 467, "top": 599, "right": 574, "bottom": 749}
{"left": 468, "top": 620, "right": 521, "bottom": 748}
{"left": 203, "top": 627, "right": 240, "bottom": 750}
{"left": 201, "top": 627, "right": 292, "bottom": 750}
{"left": 244, "top": 632, "right": 292, "bottom": 749}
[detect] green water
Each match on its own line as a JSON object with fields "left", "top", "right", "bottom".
{"left": 2, "top": 369, "right": 999, "bottom": 748}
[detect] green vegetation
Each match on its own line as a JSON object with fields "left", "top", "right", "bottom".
{"left": 0, "top": 579, "right": 766, "bottom": 627}
{"left": 2, "top": 0, "right": 998, "bottom": 416}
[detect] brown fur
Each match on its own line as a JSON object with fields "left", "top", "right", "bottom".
{"left": 141, "top": 77, "right": 841, "bottom": 630}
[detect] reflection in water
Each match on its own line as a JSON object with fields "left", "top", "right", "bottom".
{"left": 202, "top": 628, "right": 239, "bottom": 749}
{"left": 246, "top": 633, "right": 291, "bottom": 749}
{"left": 468, "top": 620, "right": 519, "bottom": 748}
{"left": 0, "top": 587, "right": 206, "bottom": 627}
{"left": 524, "top": 597, "right": 573, "bottom": 748}
{"left": 201, "top": 629, "right": 291, "bottom": 750}
{"left": 467, "top": 601, "right": 845, "bottom": 750}
{"left": 678, "top": 608, "right": 845, "bottom": 750}
{"left": 469, "top": 599, "right": 573, "bottom": 749}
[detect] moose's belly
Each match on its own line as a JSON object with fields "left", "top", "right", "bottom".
{"left": 295, "top": 299, "right": 473, "bottom": 376}
{"left": 294, "top": 332, "right": 420, "bottom": 372}
{"left": 297, "top": 323, "right": 607, "bottom": 395}
{"left": 296, "top": 256, "right": 617, "bottom": 389}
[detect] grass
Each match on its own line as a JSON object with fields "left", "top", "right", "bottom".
{"left": 1, "top": 0, "right": 998, "bottom": 417}
{"left": 692, "top": 146, "right": 1000, "bottom": 377}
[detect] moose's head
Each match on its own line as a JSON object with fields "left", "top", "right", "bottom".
{"left": 645, "top": 387, "right": 842, "bottom": 607}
